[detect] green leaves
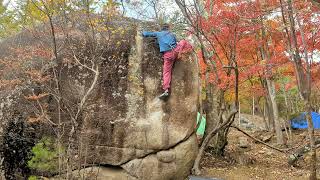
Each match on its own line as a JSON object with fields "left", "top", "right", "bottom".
{"left": 28, "top": 175, "right": 38, "bottom": 180}
{"left": 27, "top": 137, "right": 64, "bottom": 173}
{"left": 0, "top": 1, "right": 19, "bottom": 38}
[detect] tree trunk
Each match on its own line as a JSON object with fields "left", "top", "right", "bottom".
{"left": 239, "top": 101, "right": 241, "bottom": 127}
{"left": 284, "top": 0, "right": 317, "bottom": 178}
{"left": 259, "top": 12, "right": 283, "bottom": 144}
{"left": 213, "top": 128, "right": 228, "bottom": 156}
{"left": 266, "top": 95, "right": 275, "bottom": 132}
{"left": 192, "top": 110, "right": 237, "bottom": 175}
{"left": 203, "top": 77, "right": 220, "bottom": 136}
{"left": 283, "top": 84, "right": 293, "bottom": 143}
{"left": 252, "top": 96, "right": 255, "bottom": 116}
{"left": 283, "top": 84, "right": 290, "bottom": 116}
{"left": 305, "top": 100, "right": 317, "bottom": 180}
{"left": 263, "top": 100, "right": 270, "bottom": 130}
{"left": 266, "top": 79, "right": 284, "bottom": 144}
{"left": 206, "top": 86, "right": 226, "bottom": 156}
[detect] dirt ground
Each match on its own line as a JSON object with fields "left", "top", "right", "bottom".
{"left": 201, "top": 114, "right": 320, "bottom": 180}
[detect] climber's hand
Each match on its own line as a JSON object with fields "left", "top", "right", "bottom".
{"left": 177, "top": 53, "right": 181, "bottom": 60}
{"left": 177, "top": 52, "right": 183, "bottom": 60}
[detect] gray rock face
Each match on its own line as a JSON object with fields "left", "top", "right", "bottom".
{"left": 52, "top": 133, "right": 198, "bottom": 180}
{"left": 0, "top": 19, "right": 199, "bottom": 179}
{"left": 77, "top": 26, "right": 199, "bottom": 179}
{"left": 122, "top": 134, "right": 198, "bottom": 180}
{"left": 51, "top": 166, "right": 137, "bottom": 180}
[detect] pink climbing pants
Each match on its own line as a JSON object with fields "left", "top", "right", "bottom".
{"left": 161, "top": 40, "right": 193, "bottom": 90}
{"left": 162, "top": 49, "right": 177, "bottom": 90}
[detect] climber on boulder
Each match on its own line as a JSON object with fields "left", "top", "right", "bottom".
{"left": 142, "top": 23, "right": 193, "bottom": 100}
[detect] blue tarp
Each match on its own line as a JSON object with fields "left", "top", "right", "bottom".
{"left": 291, "top": 112, "right": 320, "bottom": 129}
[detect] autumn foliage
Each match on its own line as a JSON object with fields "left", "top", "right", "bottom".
{"left": 192, "top": 0, "right": 320, "bottom": 109}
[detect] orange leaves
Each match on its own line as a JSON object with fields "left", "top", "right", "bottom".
{"left": 27, "top": 113, "right": 49, "bottom": 123}
{"left": 24, "top": 93, "right": 49, "bottom": 101}
{"left": 25, "top": 70, "right": 50, "bottom": 83}
{"left": 196, "top": 0, "right": 320, "bottom": 104}
{"left": 0, "top": 56, "right": 23, "bottom": 71}
{"left": 284, "top": 82, "right": 296, "bottom": 91}
{"left": 10, "top": 46, "right": 52, "bottom": 60}
{"left": 32, "top": 48, "right": 52, "bottom": 59}
{"left": 27, "top": 116, "right": 42, "bottom": 123}
{"left": 0, "top": 79, "right": 22, "bottom": 90}
{"left": 0, "top": 45, "right": 52, "bottom": 92}
{"left": 266, "top": 20, "right": 280, "bottom": 31}
{"left": 197, "top": 50, "right": 207, "bottom": 75}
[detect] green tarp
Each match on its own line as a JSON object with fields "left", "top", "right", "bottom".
{"left": 196, "top": 112, "right": 206, "bottom": 136}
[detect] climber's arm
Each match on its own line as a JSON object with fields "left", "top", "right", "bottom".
{"left": 142, "top": 31, "right": 158, "bottom": 37}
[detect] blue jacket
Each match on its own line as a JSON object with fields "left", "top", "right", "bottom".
{"left": 142, "top": 30, "right": 177, "bottom": 53}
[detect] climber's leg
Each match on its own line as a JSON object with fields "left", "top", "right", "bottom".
{"left": 162, "top": 51, "right": 176, "bottom": 91}
{"left": 159, "top": 50, "right": 176, "bottom": 100}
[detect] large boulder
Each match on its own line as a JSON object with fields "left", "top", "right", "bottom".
{"left": 0, "top": 16, "right": 198, "bottom": 180}
{"left": 52, "top": 134, "right": 198, "bottom": 180}
{"left": 76, "top": 26, "right": 199, "bottom": 179}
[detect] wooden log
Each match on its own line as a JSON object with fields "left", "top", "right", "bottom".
{"left": 288, "top": 139, "right": 320, "bottom": 165}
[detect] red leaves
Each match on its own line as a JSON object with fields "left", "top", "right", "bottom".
{"left": 192, "top": 0, "right": 320, "bottom": 101}
{"left": 0, "top": 79, "right": 22, "bottom": 90}
{"left": 32, "top": 48, "right": 52, "bottom": 59}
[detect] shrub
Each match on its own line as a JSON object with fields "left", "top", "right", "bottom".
{"left": 28, "top": 175, "right": 38, "bottom": 180}
{"left": 27, "top": 137, "right": 64, "bottom": 173}
{"left": 2, "top": 113, "right": 35, "bottom": 180}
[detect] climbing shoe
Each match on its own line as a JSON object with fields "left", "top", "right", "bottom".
{"left": 159, "top": 89, "right": 169, "bottom": 100}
